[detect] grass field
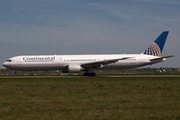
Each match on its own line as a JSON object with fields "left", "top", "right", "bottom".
{"left": 0, "top": 77, "right": 180, "bottom": 120}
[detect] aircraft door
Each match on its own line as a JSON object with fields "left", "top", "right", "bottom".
{"left": 56, "top": 56, "right": 63, "bottom": 63}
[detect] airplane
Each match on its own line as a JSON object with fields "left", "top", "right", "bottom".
{"left": 3, "top": 31, "right": 174, "bottom": 76}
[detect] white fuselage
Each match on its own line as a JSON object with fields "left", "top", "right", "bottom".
{"left": 3, "top": 54, "right": 162, "bottom": 71}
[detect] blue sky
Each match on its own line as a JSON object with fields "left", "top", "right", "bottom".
{"left": 0, "top": 0, "right": 179, "bottom": 68}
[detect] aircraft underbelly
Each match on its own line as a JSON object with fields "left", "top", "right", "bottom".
{"left": 9, "top": 63, "right": 66, "bottom": 71}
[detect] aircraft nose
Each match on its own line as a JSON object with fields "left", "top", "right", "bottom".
{"left": 3, "top": 62, "right": 10, "bottom": 68}
{"left": 3, "top": 62, "right": 6, "bottom": 67}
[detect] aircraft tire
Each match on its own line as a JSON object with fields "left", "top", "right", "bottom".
{"left": 83, "top": 73, "right": 96, "bottom": 76}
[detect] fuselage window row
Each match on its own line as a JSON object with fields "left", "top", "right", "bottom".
{"left": 70, "top": 59, "right": 96, "bottom": 61}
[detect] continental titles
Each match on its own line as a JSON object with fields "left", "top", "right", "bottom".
{"left": 23, "top": 57, "right": 55, "bottom": 62}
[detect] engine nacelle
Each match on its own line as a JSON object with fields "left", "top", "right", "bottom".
{"left": 67, "top": 64, "right": 82, "bottom": 73}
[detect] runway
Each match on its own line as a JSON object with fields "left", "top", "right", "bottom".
{"left": 0, "top": 75, "right": 180, "bottom": 78}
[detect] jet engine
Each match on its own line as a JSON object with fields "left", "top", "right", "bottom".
{"left": 67, "top": 64, "right": 82, "bottom": 73}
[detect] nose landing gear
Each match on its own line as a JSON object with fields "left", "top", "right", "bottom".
{"left": 14, "top": 71, "right": 18, "bottom": 77}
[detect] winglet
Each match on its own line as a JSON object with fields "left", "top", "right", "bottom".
{"left": 143, "top": 31, "right": 169, "bottom": 56}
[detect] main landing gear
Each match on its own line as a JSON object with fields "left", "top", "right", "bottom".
{"left": 83, "top": 72, "right": 96, "bottom": 76}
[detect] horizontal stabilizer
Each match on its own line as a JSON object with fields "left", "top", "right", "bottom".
{"left": 150, "top": 55, "right": 175, "bottom": 62}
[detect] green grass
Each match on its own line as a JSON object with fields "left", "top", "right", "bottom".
{"left": 0, "top": 77, "right": 180, "bottom": 120}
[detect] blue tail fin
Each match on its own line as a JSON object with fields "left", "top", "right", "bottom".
{"left": 143, "top": 31, "right": 169, "bottom": 56}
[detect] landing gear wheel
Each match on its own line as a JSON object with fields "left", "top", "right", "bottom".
{"left": 90, "top": 73, "right": 96, "bottom": 76}
{"left": 84, "top": 73, "right": 88, "bottom": 76}
{"left": 83, "top": 73, "right": 96, "bottom": 76}
{"left": 14, "top": 71, "right": 18, "bottom": 77}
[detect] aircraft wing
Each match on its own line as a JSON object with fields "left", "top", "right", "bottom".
{"left": 81, "top": 57, "right": 132, "bottom": 68}
{"left": 150, "top": 55, "right": 175, "bottom": 62}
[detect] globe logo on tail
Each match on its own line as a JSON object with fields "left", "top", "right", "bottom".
{"left": 143, "top": 42, "right": 161, "bottom": 56}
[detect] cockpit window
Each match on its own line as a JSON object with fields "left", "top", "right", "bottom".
{"left": 6, "top": 60, "right": 12, "bottom": 62}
